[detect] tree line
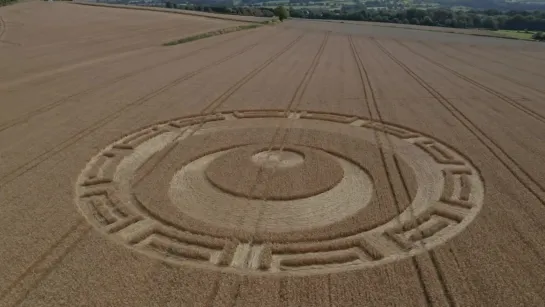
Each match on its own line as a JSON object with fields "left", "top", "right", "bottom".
{"left": 432, "top": 0, "right": 545, "bottom": 12}
{"left": 165, "top": 2, "right": 277, "bottom": 17}
{"left": 0, "top": 0, "right": 17, "bottom": 6}
{"left": 161, "top": 0, "right": 545, "bottom": 37}
{"left": 534, "top": 32, "right": 545, "bottom": 41}
{"left": 164, "top": 3, "right": 290, "bottom": 20}
{"left": 289, "top": 7, "right": 545, "bottom": 32}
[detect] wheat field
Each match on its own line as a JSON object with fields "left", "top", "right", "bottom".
{"left": 1, "top": 1, "right": 545, "bottom": 306}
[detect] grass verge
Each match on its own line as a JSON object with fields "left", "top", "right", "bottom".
{"left": 495, "top": 30, "right": 536, "bottom": 40}
{"left": 163, "top": 24, "right": 264, "bottom": 46}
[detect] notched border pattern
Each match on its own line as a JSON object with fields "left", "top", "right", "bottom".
{"left": 75, "top": 110, "right": 484, "bottom": 275}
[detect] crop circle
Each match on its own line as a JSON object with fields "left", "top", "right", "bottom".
{"left": 75, "top": 110, "right": 484, "bottom": 275}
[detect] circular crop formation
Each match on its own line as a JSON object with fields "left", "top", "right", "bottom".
{"left": 75, "top": 110, "right": 484, "bottom": 275}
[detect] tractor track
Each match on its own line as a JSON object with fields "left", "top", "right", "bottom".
{"left": 0, "top": 32, "right": 306, "bottom": 306}
{"left": 374, "top": 38, "right": 545, "bottom": 209}
{"left": 400, "top": 40, "right": 545, "bottom": 125}
{"left": 0, "top": 29, "right": 266, "bottom": 133}
{"left": 0, "top": 31, "right": 292, "bottom": 187}
{"left": 357, "top": 36, "right": 448, "bottom": 307}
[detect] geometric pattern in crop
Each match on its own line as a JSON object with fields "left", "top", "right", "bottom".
{"left": 75, "top": 110, "right": 484, "bottom": 275}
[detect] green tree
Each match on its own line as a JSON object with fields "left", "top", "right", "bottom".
{"left": 433, "top": 9, "right": 451, "bottom": 25}
{"left": 496, "top": 15, "right": 508, "bottom": 29}
{"left": 472, "top": 15, "right": 482, "bottom": 28}
{"left": 409, "top": 17, "right": 420, "bottom": 25}
{"left": 457, "top": 18, "right": 467, "bottom": 28}
{"left": 533, "top": 32, "right": 545, "bottom": 41}
{"left": 274, "top": 5, "right": 289, "bottom": 21}
{"left": 422, "top": 16, "right": 434, "bottom": 26}
{"left": 483, "top": 16, "right": 499, "bottom": 30}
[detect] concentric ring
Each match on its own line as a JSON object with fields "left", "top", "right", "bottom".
{"left": 169, "top": 145, "right": 373, "bottom": 233}
{"left": 74, "top": 110, "right": 484, "bottom": 275}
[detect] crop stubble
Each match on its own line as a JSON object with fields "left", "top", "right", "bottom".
{"left": 1, "top": 5, "right": 545, "bottom": 307}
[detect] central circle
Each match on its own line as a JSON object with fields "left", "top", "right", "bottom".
{"left": 205, "top": 144, "right": 344, "bottom": 201}
{"left": 251, "top": 150, "right": 304, "bottom": 169}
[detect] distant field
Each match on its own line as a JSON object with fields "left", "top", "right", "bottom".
{"left": 262, "top": 4, "right": 340, "bottom": 9}
{"left": 314, "top": 18, "right": 510, "bottom": 38}
{"left": 253, "top": 0, "right": 357, "bottom": 8}
{"left": 496, "top": 29, "right": 537, "bottom": 40}
{"left": 315, "top": 18, "right": 545, "bottom": 42}
{"left": 505, "top": 0, "right": 545, "bottom": 2}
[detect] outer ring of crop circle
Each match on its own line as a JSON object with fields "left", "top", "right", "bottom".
{"left": 74, "top": 110, "right": 485, "bottom": 276}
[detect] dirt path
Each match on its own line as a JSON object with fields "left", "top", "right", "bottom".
{"left": 1, "top": 6, "right": 545, "bottom": 307}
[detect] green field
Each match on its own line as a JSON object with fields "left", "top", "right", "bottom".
{"left": 251, "top": 0, "right": 357, "bottom": 8}
{"left": 496, "top": 29, "right": 537, "bottom": 40}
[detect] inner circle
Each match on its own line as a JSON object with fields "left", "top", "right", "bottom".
{"left": 205, "top": 144, "right": 344, "bottom": 201}
{"left": 251, "top": 150, "right": 304, "bottom": 169}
